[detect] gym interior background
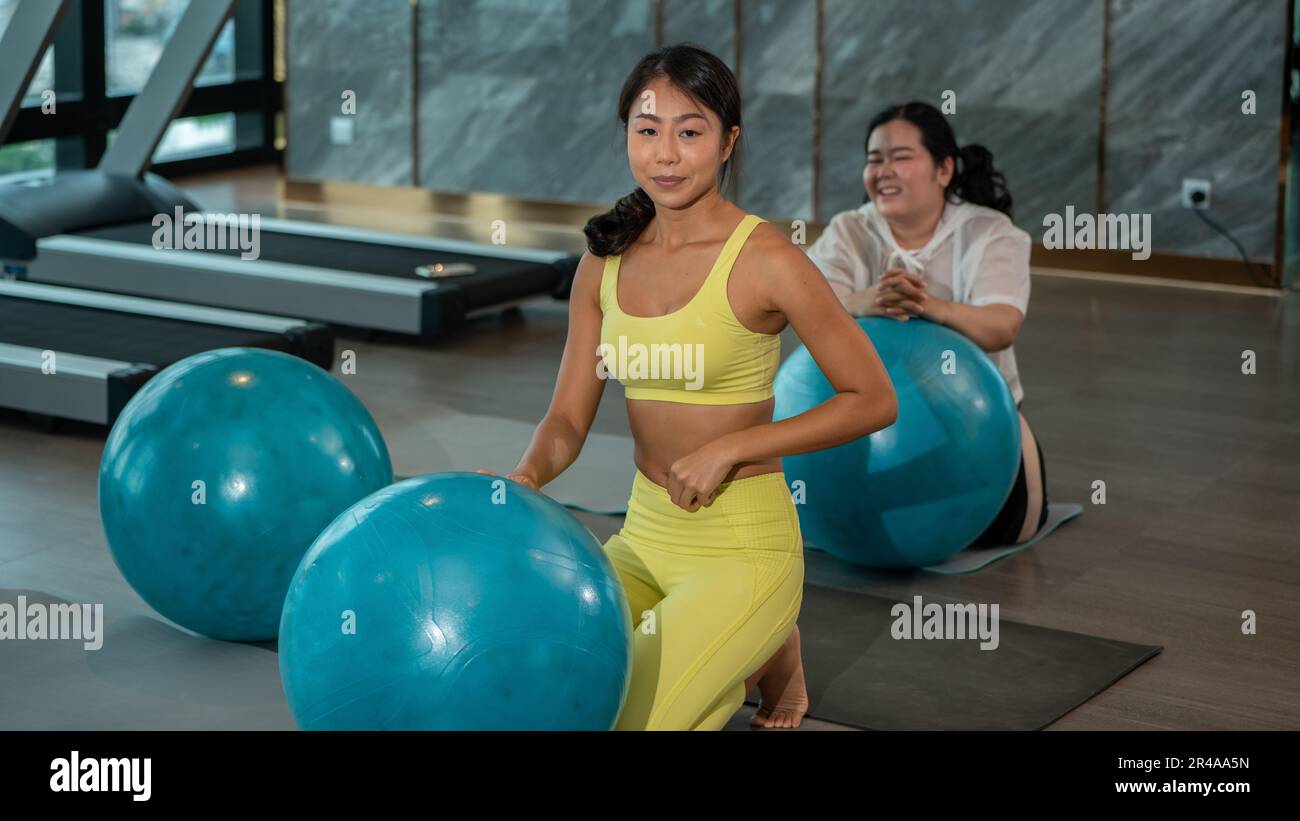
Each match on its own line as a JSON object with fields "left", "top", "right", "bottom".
{"left": 0, "top": 0, "right": 1296, "bottom": 734}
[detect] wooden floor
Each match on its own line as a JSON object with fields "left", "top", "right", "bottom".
{"left": 1, "top": 168, "right": 1297, "bottom": 730}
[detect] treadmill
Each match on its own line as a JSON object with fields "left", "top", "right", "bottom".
{"left": 0, "top": 0, "right": 580, "bottom": 338}
{"left": 26, "top": 216, "right": 578, "bottom": 336}
{"left": 0, "top": 0, "right": 333, "bottom": 427}
{"left": 0, "top": 280, "right": 332, "bottom": 426}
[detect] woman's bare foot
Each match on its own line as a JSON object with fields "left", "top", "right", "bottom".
{"left": 749, "top": 625, "right": 808, "bottom": 729}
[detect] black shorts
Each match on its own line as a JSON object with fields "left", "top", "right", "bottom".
{"left": 972, "top": 405, "right": 1049, "bottom": 548}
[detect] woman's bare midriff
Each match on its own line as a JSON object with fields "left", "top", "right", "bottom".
{"left": 612, "top": 215, "right": 789, "bottom": 492}
{"left": 626, "top": 396, "right": 782, "bottom": 490}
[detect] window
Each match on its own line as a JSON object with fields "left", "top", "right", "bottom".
{"left": 155, "top": 112, "right": 235, "bottom": 161}
{"left": 106, "top": 111, "right": 269, "bottom": 164}
{"left": 105, "top": 0, "right": 235, "bottom": 97}
{"left": 0, "top": 0, "right": 57, "bottom": 106}
{"left": 0, "top": 139, "right": 56, "bottom": 182}
{"left": 1, "top": 0, "right": 278, "bottom": 175}
{"left": 108, "top": 112, "right": 238, "bottom": 162}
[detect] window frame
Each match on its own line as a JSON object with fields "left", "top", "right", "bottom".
{"left": 1, "top": 0, "right": 280, "bottom": 178}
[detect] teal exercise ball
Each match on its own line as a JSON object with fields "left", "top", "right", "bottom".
{"left": 99, "top": 348, "right": 392, "bottom": 641}
{"left": 278, "top": 471, "right": 633, "bottom": 730}
{"left": 774, "top": 317, "right": 1020, "bottom": 568}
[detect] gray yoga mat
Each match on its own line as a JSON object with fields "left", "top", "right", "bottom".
{"left": 794, "top": 502, "right": 1084, "bottom": 575}
{"left": 921, "top": 502, "right": 1084, "bottom": 574}
{"left": 747, "top": 580, "right": 1160, "bottom": 730}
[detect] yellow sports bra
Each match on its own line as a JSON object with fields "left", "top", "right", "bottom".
{"left": 598, "top": 214, "right": 781, "bottom": 405}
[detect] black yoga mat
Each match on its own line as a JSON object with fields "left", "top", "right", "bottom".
{"left": 743, "top": 576, "right": 1161, "bottom": 731}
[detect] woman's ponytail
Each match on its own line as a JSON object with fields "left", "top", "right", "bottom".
{"left": 583, "top": 188, "right": 655, "bottom": 257}
{"left": 953, "top": 143, "right": 1013, "bottom": 219}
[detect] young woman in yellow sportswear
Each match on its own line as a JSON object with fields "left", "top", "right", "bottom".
{"left": 501, "top": 44, "right": 896, "bottom": 731}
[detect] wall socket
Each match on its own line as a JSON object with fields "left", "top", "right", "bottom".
{"left": 1181, "top": 178, "right": 1211, "bottom": 210}
{"left": 329, "top": 116, "right": 355, "bottom": 146}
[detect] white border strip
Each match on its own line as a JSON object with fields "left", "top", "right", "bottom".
{"left": 0, "top": 342, "right": 137, "bottom": 377}
{"left": 0, "top": 280, "right": 309, "bottom": 332}
{"left": 1032, "top": 266, "right": 1282, "bottom": 297}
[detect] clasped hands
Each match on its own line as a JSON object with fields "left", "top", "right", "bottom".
{"left": 841, "top": 267, "right": 930, "bottom": 321}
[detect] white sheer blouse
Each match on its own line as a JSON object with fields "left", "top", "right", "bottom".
{"left": 805, "top": 199, "right": 1033, "bottom": 405}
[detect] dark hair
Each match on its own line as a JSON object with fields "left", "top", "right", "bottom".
{"left": 583, "top": 43, "right": 742, "bottom": 257}
{"left": 864, "top": 101, "right": 1013, "bottom": 219}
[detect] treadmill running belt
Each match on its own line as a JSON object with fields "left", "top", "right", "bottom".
{"left": 0, "top": 297, "right": 326, "bottom": 367}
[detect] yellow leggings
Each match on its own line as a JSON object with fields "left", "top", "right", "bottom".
{"left": 601, "top": 469, "right": 804, "bottom": 731}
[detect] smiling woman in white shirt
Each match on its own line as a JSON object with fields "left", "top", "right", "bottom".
{"left": 807, "top": 100, "right": 1048, "bottom": 549}
{"left": 751, "top": 102, "right": 1050, "bottom": 730}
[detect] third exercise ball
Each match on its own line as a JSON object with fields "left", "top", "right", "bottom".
{"left": 278, "top": 471, "right": 634, "bottom": 730}
{"left": 774, "top": 317, "right": 1020, "bottom": 567}
{"left": 99, "top": 347, "right": 392, "bottom": 641}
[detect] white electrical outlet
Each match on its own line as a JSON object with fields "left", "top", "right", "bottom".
{"left": 329, "top": 116, "right": 356, "bottom": 146}
{"left": 1181, "top": 178, "right": 1211, "bottom": 210}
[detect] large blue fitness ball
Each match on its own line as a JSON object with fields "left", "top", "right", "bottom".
{"left": 99, "top": 348, "right": 392, "bottom": 641}
{"left": 278, "top": 471, "right": 633, "bottom": 731}
{"left": 774, "top": 317, "right": 1020, "bottom": 568}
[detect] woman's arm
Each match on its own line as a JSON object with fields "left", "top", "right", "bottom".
{"left": 508, "top": 252, "right": 608, "bottom": 488}
{"left": 715, "top": 227, "right": 898, "bottom": 467}
{"left": 877, "top": 276, "right": 1023, "bottom": 350}
{"left": 876, "top": 229, "right": 1029, "bottom": 352}
{"left": 921, "top": 299, "right": 1022, "bottom": 352}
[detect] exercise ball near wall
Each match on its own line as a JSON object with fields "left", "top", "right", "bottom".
{"left": 774, "top": 317, "right": 1021, "bottom": 568}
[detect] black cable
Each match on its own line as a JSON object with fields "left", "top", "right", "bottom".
{"left": 1190, "top": 207, "right": 1273, "bottom": 288}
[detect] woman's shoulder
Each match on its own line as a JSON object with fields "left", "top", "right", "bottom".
{"left": 951, "top": 199, "right": 1031, "bottom": 243}
{"left": 573, "top": 249, "right": 616, "bottom": 301}
{"left": 746, "top": 216, "right": 802, "bottom": 260}
{"left": 743, "top": 216, "right": 824, "bottom": 278}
